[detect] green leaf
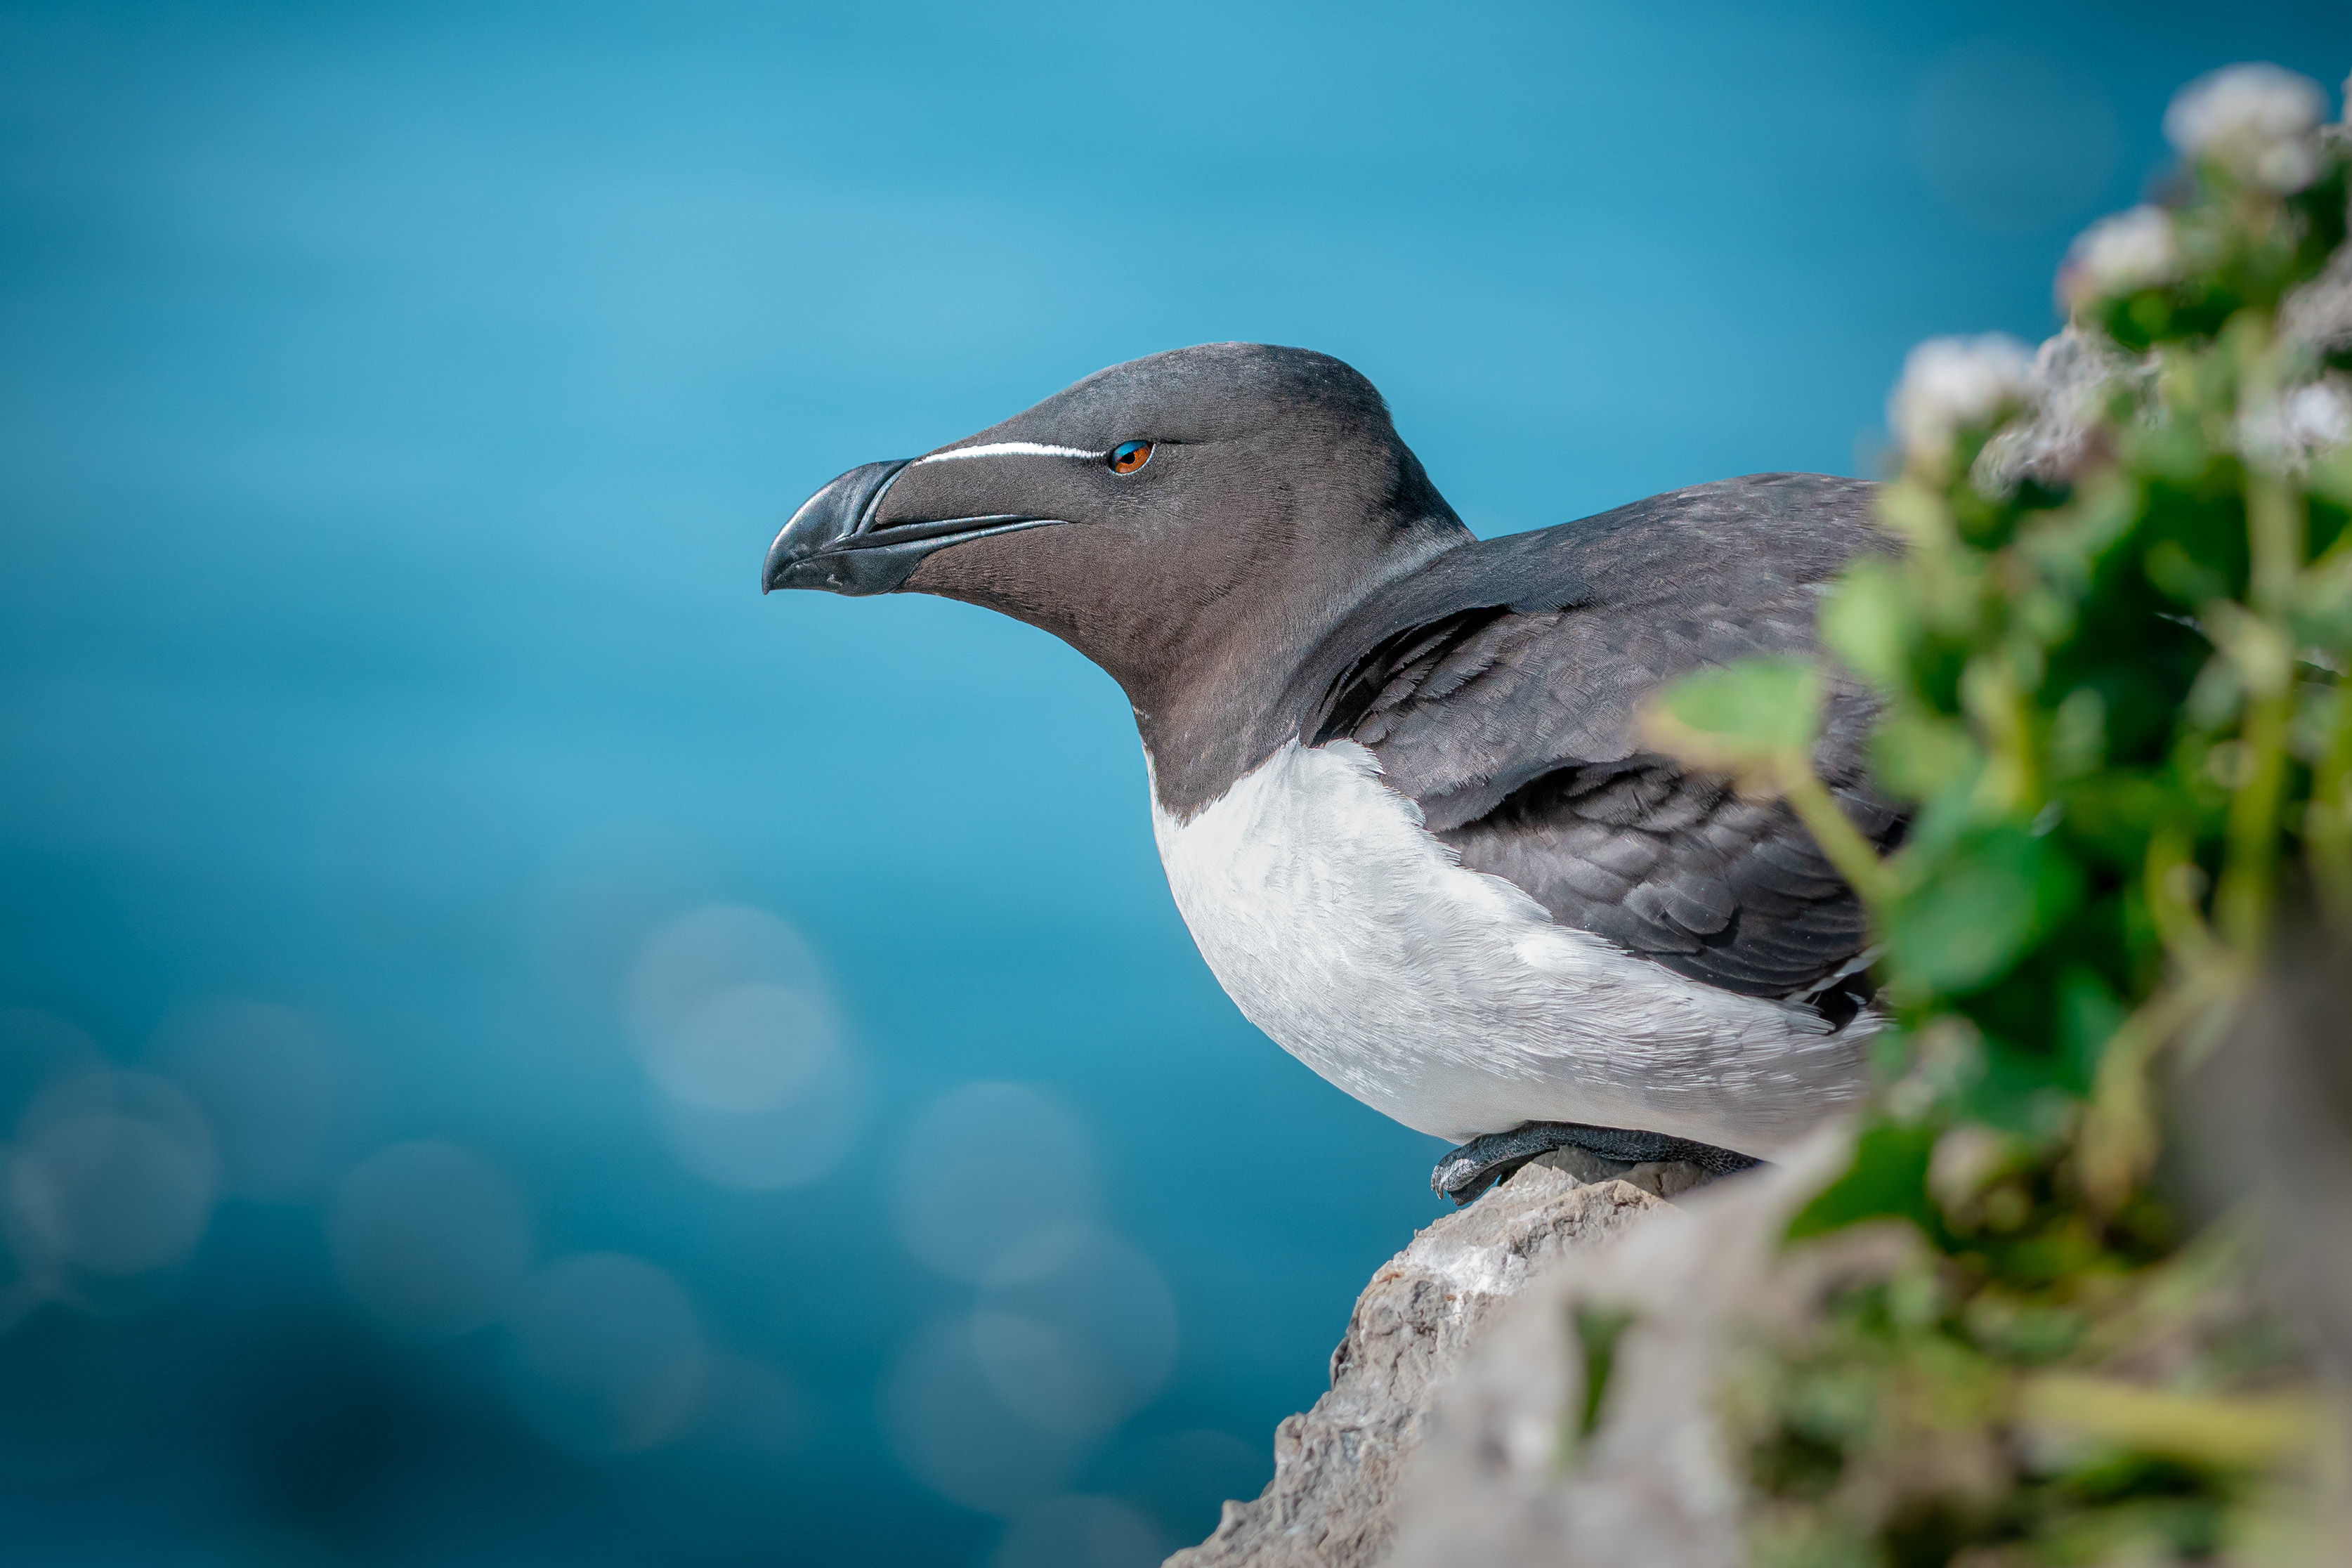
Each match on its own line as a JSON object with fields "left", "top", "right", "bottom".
{"left": 1959, "top": 1040, "right": 2079, "bottom": 1139}
{"left": 1819, "top": 561, "right": 1909, "bottom": 689}
{"left": 2143, "top": 540, "right": 2228, "bottom": 607}
{"left": 1883, "top": 826, "right": 2082, "bottom": 997}
{"left": 2060, "top": 771, "right": 2194, "bottom": 870}
{"left": 2054, "top": 966, "right": 2126, "bottom": 1095}
{"left": 2293, "top": 551, "right": 2352, "bottom": 648}
{"left": 1868, "top": 711, "right": 1980, "bottom": 804}
{"left": 2049, "top": 687, "right": 2109, "bottom": 781}
{"left": 1786, "top": 1120, "right": 1940, "bottom": 1242}
{"left": 1568, "top": 1305, "right": 1636, "bottom": 1456}
{"left": 1638, "top": 658, "right": 1822, "bottom": 785}
{"left": 2309, "top": 444, "right": 2352, "bottom": 511}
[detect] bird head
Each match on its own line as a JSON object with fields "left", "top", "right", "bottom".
{"left": 762, "top": 344, "right": 1468, "bottom": 716}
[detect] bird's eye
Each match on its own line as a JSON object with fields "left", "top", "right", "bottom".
{"left": 1108, "top": 440, "right": 1154, "bottom": 475}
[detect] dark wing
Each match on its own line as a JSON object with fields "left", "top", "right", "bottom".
{"left": 1299, "top": 473, "right": 1905, "bottom": 1017}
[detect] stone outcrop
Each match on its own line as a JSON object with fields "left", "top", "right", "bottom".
{"left": 2183, "top": 919, "right": 2352, "bottom": 1432}
{"left": 1386, "top": 1139, "right": 1843, "bottom": 1568}
{"left": 1165, "top": 1149, "right": 1729, "bottom": 1568}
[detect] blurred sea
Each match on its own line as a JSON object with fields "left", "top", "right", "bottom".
{"left": 2, "top": 3, "right": 2346, "bottom": 1564}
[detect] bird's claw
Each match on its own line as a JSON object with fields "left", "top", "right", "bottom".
{"left": 1431, "top": 1120, "right": 1762, "bottom": 1206}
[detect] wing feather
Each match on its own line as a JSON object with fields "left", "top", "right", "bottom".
{"left": 1298, "top": 473, "right": 1905, "bottom": 1019}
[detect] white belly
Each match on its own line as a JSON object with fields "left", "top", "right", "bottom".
{"left": 1149, "top": 740, "right": 1871, "bottom": 1153}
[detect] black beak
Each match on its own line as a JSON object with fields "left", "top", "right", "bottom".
{"left": 762, "top": 459, "right": 1068, "bottom": 596}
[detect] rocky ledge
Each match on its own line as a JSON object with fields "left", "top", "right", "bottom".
{"left": 1166, "top": 1147, "right": 1740, "bottom": 1568}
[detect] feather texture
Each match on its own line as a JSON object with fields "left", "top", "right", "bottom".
{"left": 1288, "top": 472, "right": 1905, "bottom": 1021}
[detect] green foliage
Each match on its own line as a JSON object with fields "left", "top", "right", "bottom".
{"left": 1784, "top": 1121, "right": 1940, "bottom": 1242}
{"left": 1639, "top": 657, "right": 1824, "bottom": 783}
{"left": 1647, "top": 66, "right": 2352, "bottom": 1567}
{"left": 1566, "top": 1304, "right": 1636, "bottom": 1459}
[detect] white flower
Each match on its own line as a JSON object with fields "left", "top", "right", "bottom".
{"left": 2163, "top": 63, "right": 2326, "bottom": 192}
{"left": 2058, "top": 206, "right": 2182, "bottom": 309}
{"left": 1890, "top": 334, "right": 2036, "bottom": 471}
{"left": 2236, "top": 379, "right": 2352, "bottom": 469}
{"left": 2280, "top": 379, "right": 2352, "bottom": 456}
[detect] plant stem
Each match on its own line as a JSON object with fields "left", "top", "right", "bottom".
{"left": 2216, "top": 318, "right": 2301, "bottom": 955}
{"left": 2017, "top": 1374, "right": 2319, "bottom": 1467}
{"left": 2079, "top": 973, "right": 2238, "bottom": 1212}
{"left": 2146, "top": 830, "right": 2223, "bottom": 971}
{"left": 2219, "top": 687, "right": 2293, "bottom": 950}
{"left": 1782, "top": 769, "right": 1897, "bottom": 907}
{"left": 2245, "top": 461, "right": 2300, "bottom": 625}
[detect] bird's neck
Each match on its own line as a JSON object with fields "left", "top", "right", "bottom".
{"left": 1130, "top": 526, "right": 1462, "bottom": 820}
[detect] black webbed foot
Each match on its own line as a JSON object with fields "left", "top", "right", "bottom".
{"left": 1430, "top": 1120, "right": 1763, "bottom": 1206}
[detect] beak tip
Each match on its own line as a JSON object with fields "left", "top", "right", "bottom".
{"left": 762, "top": 458, "right": 913, "bottom": 601}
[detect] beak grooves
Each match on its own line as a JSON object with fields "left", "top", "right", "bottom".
{"left": 763, "top": 459, "right": 1067, "bottom": 596}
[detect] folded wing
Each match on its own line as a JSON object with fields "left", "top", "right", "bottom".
{"left": 1302, "top": 473, "right": 1905, "bottom": 1021}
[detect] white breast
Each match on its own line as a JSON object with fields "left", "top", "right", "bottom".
{"left": 1149, "top": 740, "right": 1871, "bottom": 1152}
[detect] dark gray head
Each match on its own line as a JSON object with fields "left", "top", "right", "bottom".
{"left": 764, "top": 344, "right": 1470, "bottom": 781}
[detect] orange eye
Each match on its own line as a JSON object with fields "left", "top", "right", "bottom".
{"left": 1108, "top": 440, "right": 1154, "bottom": 475}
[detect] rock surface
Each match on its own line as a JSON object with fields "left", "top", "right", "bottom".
{"left": 2183, "top": 919, "right": 2352, "bottom": 1428}
{"left": 1387, "top": 1137, "right": 1843, "bottom": 1568}
{"left": 1165, "top": 1149, "right": 1724, "bottom": 1568}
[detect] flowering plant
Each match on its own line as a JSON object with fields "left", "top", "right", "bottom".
{"left": 1645, "top": 63, "right": 2352, "bottom": 1567}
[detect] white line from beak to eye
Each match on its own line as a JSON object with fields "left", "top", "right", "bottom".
{"left": 911, "top": 441, "right": 1103, "bottom": 464}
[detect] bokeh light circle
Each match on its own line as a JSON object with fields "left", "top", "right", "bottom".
{"left": 891, "top": 1083, "right": 1099, "bottom": 1281}
{"left": 329, "top": 1141, "right": 533, "bottom": 1338}
{"left": 504, "top": 1252, "right": 705, "bottom": 1456}
{"left": 625, "top": 906, "right": 865, "bottom": 1190}
{"left": 974, "top": 1224, "right": 1179, "bottom": 1437}
{"left": 6, "top": 1070, "right": 216, "bottom": 1279}
{"left": 991, "top": 1494, "right": 1170, "bottom": 1568}
{"left": 878, "top": 1314, "right": 1089, "bottom": 1516}
{"left": 146, "top": 999, "right": 356, "bottom": 1202}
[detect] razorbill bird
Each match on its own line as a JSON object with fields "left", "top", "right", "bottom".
{"left": 764, "top": 344, "right": 1902, "bottom": 1203}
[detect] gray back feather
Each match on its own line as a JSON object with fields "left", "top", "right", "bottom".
{"left": 1280, "top": 472, "right": 1904, "bottom": 1012}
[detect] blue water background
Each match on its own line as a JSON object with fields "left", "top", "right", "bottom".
{"left": 4, "top": 4, "right": 2346, "bottom": 1564}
